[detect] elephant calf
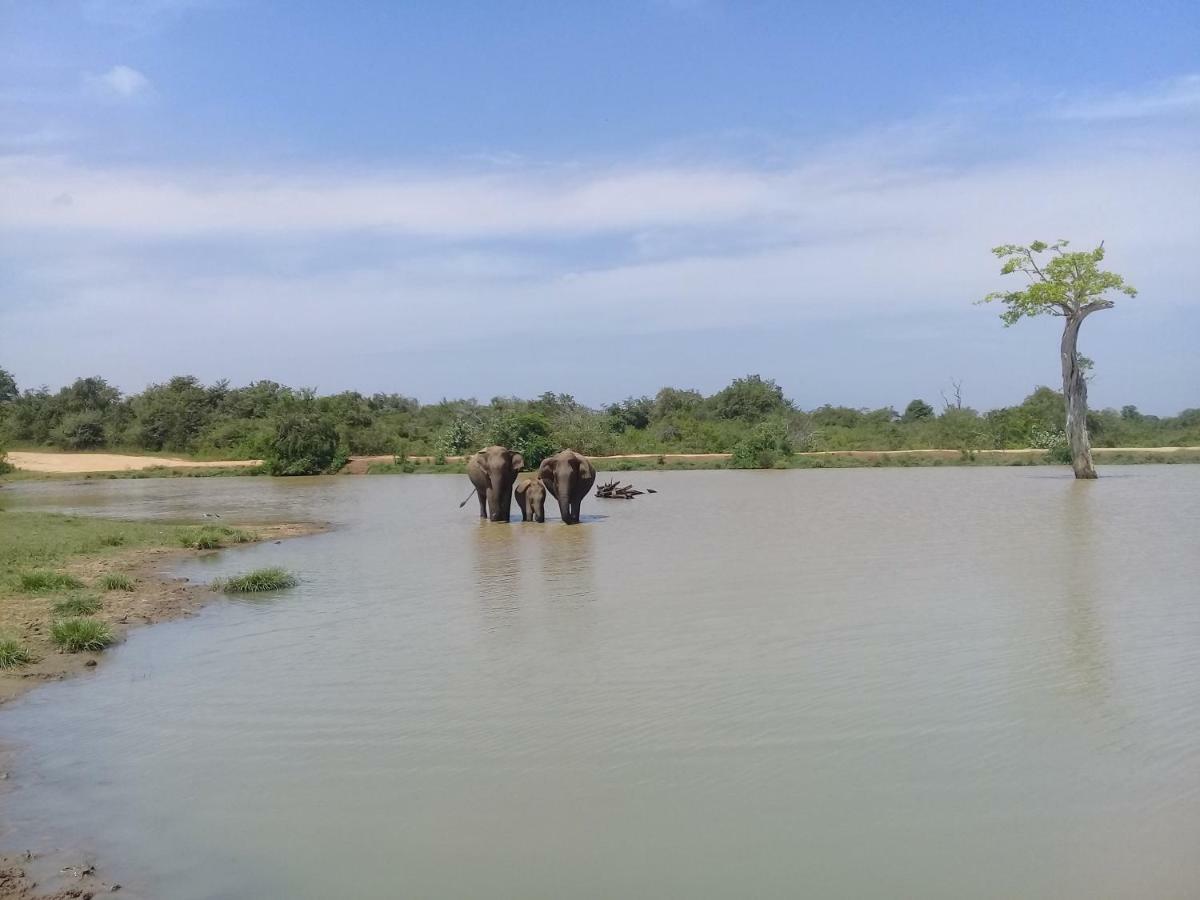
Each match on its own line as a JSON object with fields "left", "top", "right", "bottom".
{"left": 514, "top": 478, "right": 547, "bottom": 523}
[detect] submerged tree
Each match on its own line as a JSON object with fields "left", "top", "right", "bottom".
{"left": 980, "top": 240, "right": 1136, "bottom": 479}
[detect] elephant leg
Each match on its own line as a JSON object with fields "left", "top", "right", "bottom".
{"left": 476, "top": 486, "right": 488, "bottom": 518}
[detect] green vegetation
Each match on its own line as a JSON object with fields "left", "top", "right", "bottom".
{"left": 98, "top": 572, "right": 136, "bottom": 591}
{"left": 51, "top": 617, "right": 115, "bottom": 653}
{"left": 52, "top": 593, "right": 103, "bottom": 616}
{"left": 0, "top": 635, "right": 34, "bottom": 668}
{"left": 980, "top": 240, "right": 1137, "bottom": 479}
{"left": 264, "top": 404, "right": 346, "bottom": 475}
{"left": 15, "top": 570, "right": 84, "bottom": 593}
{"left": 216, "top": 567, "right": 299, "bottom": 593}
{"left": 1, "top": 366, "right": 1196, "bottom": 474}
{"left": 177, "top": 525, "right": 253, "bottom": 550}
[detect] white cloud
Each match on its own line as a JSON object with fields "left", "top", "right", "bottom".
{"left": 83, "top": 65, "right": 153, "bottom": 101}
{"left": 2, "top": 85, "right": 1198, "bottom": 406}
{"left": 1054, "top": 74, "right": 1200, "bottom": 121}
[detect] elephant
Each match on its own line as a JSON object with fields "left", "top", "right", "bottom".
{"left": 514, "top": 478, "right": 547, "bottom": 523}
{"left": 466, "top": 445, "right": 525, "bottom": 522}
{"left": 538, "top": 449, "right": 597, "bottom": 524}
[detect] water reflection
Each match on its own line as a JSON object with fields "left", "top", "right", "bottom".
{"left": 470, "top": 522, "right": 523, "bottom": 620}
{"left": 1059, "top": 481, "right": 1113, "bottom": 709}
{"left": 537, "top": 524, "right": 594, "bottom": 602}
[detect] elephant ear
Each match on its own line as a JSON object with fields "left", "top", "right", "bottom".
{"left": 510, "top": 452, "right": 525, "bottom": 472}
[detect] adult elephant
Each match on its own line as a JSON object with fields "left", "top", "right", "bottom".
{"left": 466, "top": 445, "right": 525, "bottom": 522}
{"left": 538, "top": 449, "right": 596, "bottom": 524}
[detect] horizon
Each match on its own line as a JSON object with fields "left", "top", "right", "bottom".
{"left": 2, "top": 1, "right": 1198, "bottom": 414}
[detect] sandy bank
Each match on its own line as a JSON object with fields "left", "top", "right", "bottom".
{"left": 6, "top": 452, "right": 261, "bottom": 474}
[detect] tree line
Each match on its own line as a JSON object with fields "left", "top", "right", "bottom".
{"left": 1, "top": 367, "right": 1196, "bottom": 475}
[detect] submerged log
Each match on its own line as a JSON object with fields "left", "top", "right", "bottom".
{"left": 595, "top": 479, "right": 651, "bottom": 499}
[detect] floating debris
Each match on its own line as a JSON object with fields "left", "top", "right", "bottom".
{"left": 595, "top": 480, "right": 653, "bottom": 500}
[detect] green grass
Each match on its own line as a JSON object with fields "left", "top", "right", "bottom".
{"left": 98, "top": 572, "right": 136, "bottom": 591}
{"left": 216, "top": 567, "right": 299, "bottom": 593}
{"left": 177, "top": 525, "right": 254, "bottom": 550}
{"left": 52, "top": 592, "right": 104, "bottom": 616}
{"left": 0, "top": 513, "right": 264, "bottom": 610}
{"left": 14, "top": 570, "right": 84, "bottom": 593}
{"left": 0, "top": 635, "right": 34, "bottom": 668}
{"left": 51, "top": 617, "right": 115, "bottom": 653}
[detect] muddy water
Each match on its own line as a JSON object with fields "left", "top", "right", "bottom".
{"left": 2, "top": 468, "right": 1199, "bottom": 899}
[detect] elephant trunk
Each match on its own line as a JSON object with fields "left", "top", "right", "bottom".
{"left": 487, "top": 479, "right": 505, "bottom": 522}
{"left": 556, "top": 470, "right": 575, "bottom": 524}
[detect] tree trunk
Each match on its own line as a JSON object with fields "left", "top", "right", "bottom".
{"left": 1060, "top": 315, "right": 1097, "bottom": 479}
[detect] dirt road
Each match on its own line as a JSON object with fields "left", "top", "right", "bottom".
{"left": 6, "top": 451, "right": 261, "bottom": 474}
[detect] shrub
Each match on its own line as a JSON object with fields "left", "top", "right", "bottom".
{"left": 216, "top": 567, "right": 299, "bottom": 593}
{"left": 99, "top": 572, "right": 135, "bottom": 591}
{"left": 264, "top": 409, "right": 343, "bottom": 475}
{"left": 53, "top": 410, "right": 107, "bottom": 449}
{"left": 52, "top": 617, "right": 115, "bottom": 652}
{"left": 16, "top": 570, "right": 84, "bottom": 593}
{"left": 729, "top": 420, "right": 793, "bottom": 469}
{"left": 0, "top": 445, "right": 11, "bottom": 476}
{"left": 0, "top": 636, "right": 34, "bottom": 668}
{"left": 53, "top": 593, "right": 103, "bottom": 616}
{"left": 178, "top": 525, "right": 253, "bottom": 549}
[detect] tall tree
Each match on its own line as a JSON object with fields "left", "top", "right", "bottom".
{"left": 980, "top": 240, "right": 1136, "bottom": 479}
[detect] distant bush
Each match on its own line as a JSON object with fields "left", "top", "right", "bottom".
{"left": 216, "top": 567, "right": 299, "bottom": 593}
{"left": 52, "top": 617, "right": 115, "bottom": 653}
{"left": 729, "top": 420, "right": 793, "bottom": 469}
{"left": 99, "top": 572, "right": 136, "bottom": 591}
{"left": 264, "top": 409, "right": 344, "bottom": 475}
{"left": 53, "top": 410, "right": 107, "bottom": 449}
{"left": 16, "top": 570, "right": 83, "bottom": 593}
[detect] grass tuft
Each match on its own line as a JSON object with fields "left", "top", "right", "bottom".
{"left": 51, "top": 617, "right": 115, "bottom": 653}
{"left": 0, "top": 636, "right": 34, "bottom": 669}
{"left": 97, "top": 533, "right": 127, "bottom": 547}
{"left": 15, "top": 570, "right": 84, "bottom": 593}
{"left": 98, "top": 572, "right": 136, "bottom": 591}
{"left": 178, "top": 525, "right": 254, "bottom": 550}
{"left": 53, "top": 592, "right": 103, "bottom": 616}
{"left": 216, "top": 567, "right": 299, "bottom": 593}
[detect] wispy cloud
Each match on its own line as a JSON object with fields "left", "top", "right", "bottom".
{"left": 82, "top": 64, "right": 153, "bottom": 101}
{"left": 1054, "top": 73, "right": 1200, "bottom": 121}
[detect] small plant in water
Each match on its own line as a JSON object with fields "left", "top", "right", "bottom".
{"left": 0, "top": 636, "right": 34, "bottom": 669}
{"left": 99, "top": 572, "right": 136, "bottom": 591}
{"left": 53, "top": 593, "right": 103, "bottom": 616}
{"left": 216, "top": 567, "right": 299, "bottom": 593}
{"left": 52, "top": 617, "right": 115, "bottom": 653}
{"left": 16, "top": 570, "right": 83, "bottom": 593}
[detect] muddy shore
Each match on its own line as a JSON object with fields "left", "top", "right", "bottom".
{"left": 0, "top": 520, "right": 326, "bottom": 900}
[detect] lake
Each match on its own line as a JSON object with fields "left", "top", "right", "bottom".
{"left": 2, "top": 467, "right": 1199, "bottom": 898}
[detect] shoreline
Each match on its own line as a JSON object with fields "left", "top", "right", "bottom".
{"left": 0, "top": 521, "right": 326, "bottom": 708}
{"left": 0, "top": 517, "right": 327, "bottom": 899}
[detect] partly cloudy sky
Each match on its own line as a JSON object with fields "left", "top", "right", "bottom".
{"left": 2, "top": 0, "right": 1198, "bottom": 412}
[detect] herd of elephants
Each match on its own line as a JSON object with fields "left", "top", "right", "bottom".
{"left": 466, "top": 446, "right": 597, "bottom": 524}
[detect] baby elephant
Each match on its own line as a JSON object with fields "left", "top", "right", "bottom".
{"left": 514, "top": 478, "right": 547, "bottom": 523}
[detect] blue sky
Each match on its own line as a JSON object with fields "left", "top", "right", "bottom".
{"left": 2, "top": 0, "right": 1198, "bottom": 412}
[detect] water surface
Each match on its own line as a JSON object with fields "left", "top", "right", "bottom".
{"left": 2, "top": 468, "right": 1199, "bottom": 898}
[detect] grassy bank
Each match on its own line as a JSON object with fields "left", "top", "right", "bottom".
{"left": 0, "top": 510, "right": 316, "bottom": 704}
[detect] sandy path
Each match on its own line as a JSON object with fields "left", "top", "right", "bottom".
{"left": 7, "top": 451, "right": 261, "bottom": 474}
